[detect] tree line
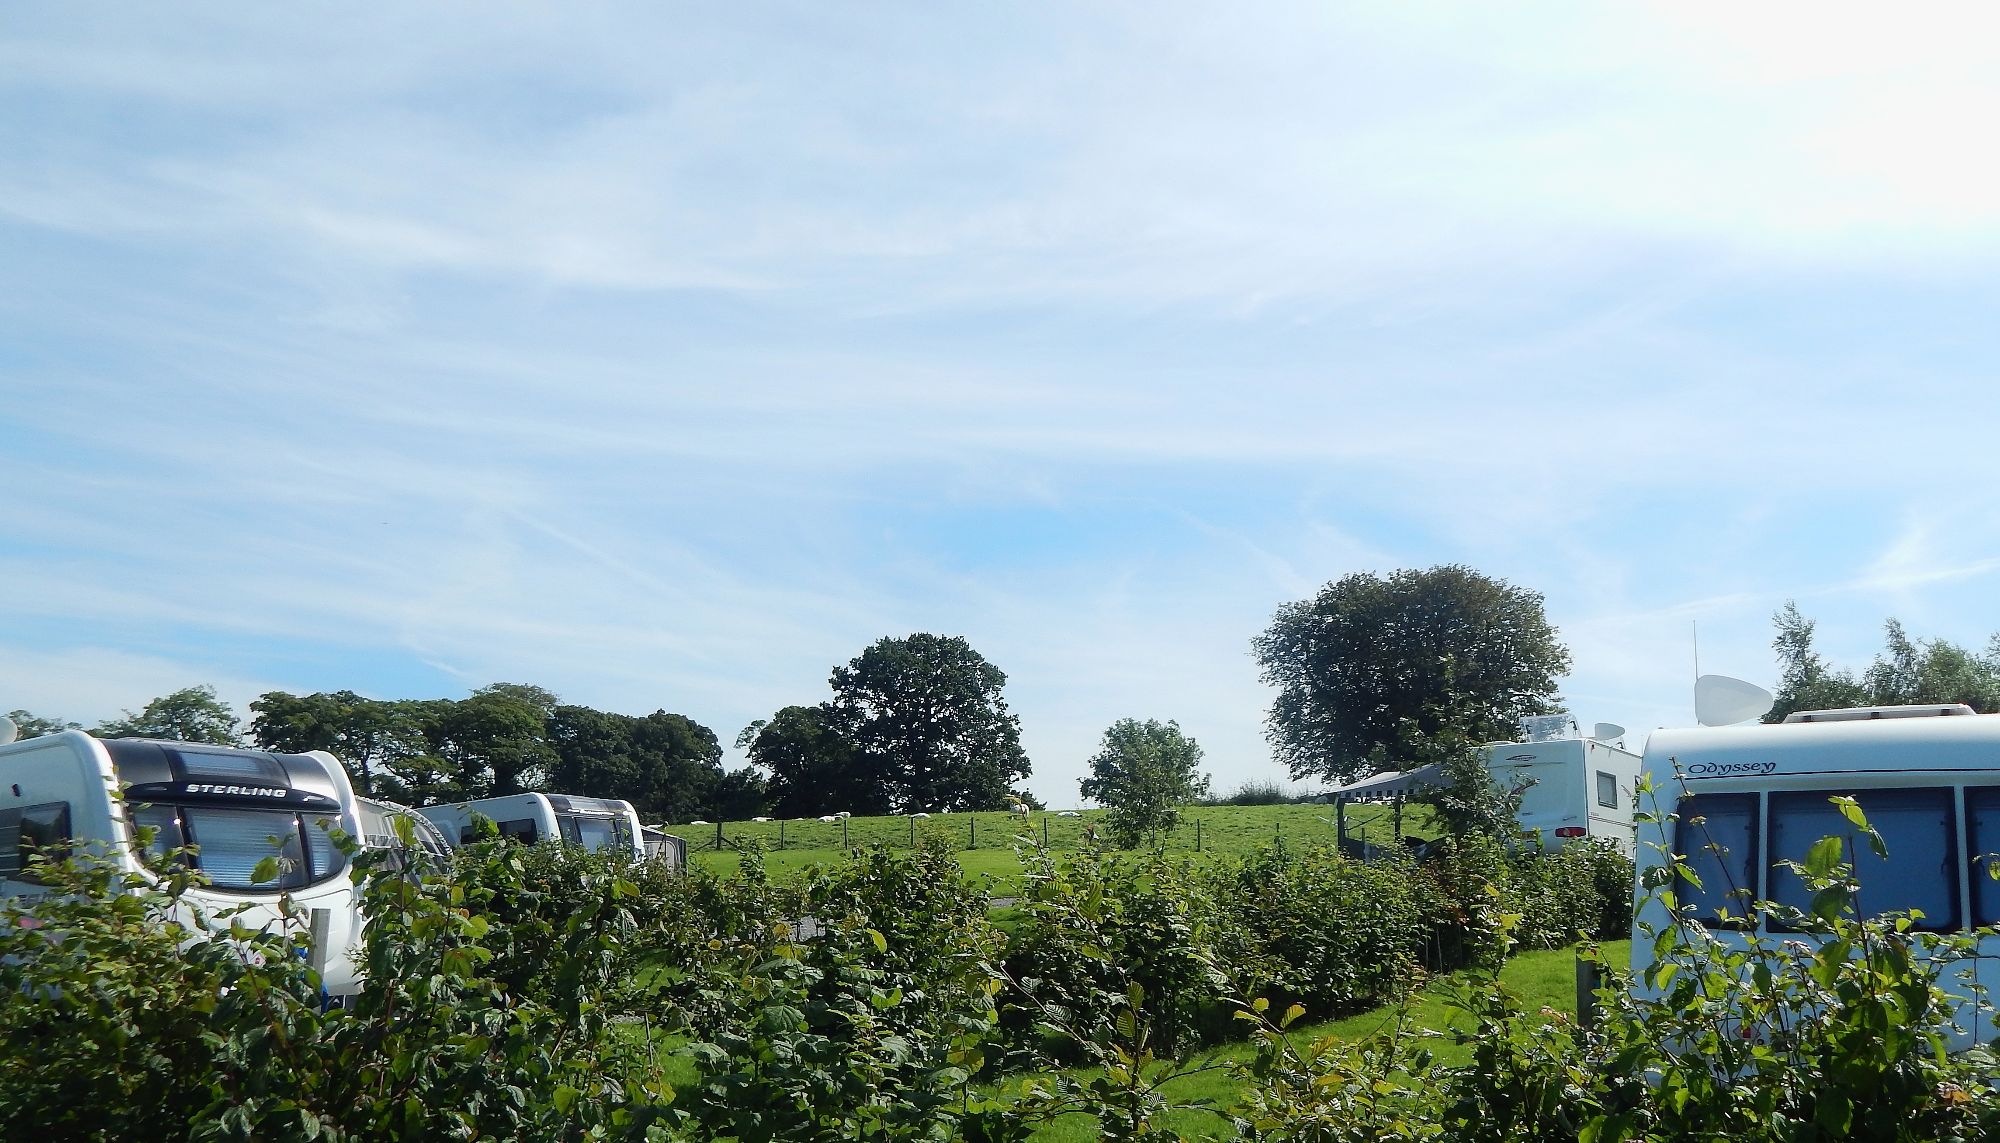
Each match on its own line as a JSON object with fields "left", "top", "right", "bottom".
{"left": 8, "top": 682, "right": 751, "bottom": 824}
{"left": 14, "top": 571, "right": 2000, "bottom": 828}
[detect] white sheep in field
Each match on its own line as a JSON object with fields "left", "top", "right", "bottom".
{"left": 818, "top": 815, "right": 839, "bottom": 824}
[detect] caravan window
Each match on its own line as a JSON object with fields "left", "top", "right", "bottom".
{"left": 1596, "top": 771, "right": 1618, "bottom": 809}
{"left": 1767, "top": 788, "right": 1958, "bottom": 932}
{"left": 562, "top": 814, "right": 621, "bottom": 852}
{"left": 130, "top": 804, "right": 347, "bottom": 892}
{"left": 0, "top": 802, "right": 72, "bottom": 882}
{"left": 182, "top": 808, "right": 312, "bottom": 891}
{"left": 1963, "top": 787, "right": 2000, "bottom": 926}
{"left": 1671, "top": 793, "right": 1758, "bottom": 928}
{"left": 496, "top": 818, "right": 539, "bottom": 844}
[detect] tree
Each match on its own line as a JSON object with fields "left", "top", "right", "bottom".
{"left": 1766, "top": 603, "right": 2000, "bottom": 722}
{"left": 707, "top": 767, "right": 769, "bottom": 821}
{"left": 1252, "top": 565, "right": 1570, "bottom": 783}
{"left": 828, "top": 634, "right": 1031, "bottom": 813}
{"left": 738, "top": 705, "right": 886, "bottom": 818}
{"left": 5, "top": 710, "right": 79, "bottom": 740}
{"left": 1078, "top": 718, "right": 1209, "bottom": 848}
{"left": 547, "top": 705, "right": 726, "bottom": 822}
{"left": 94, "top": 685, "right": 243, "bottom": 746}
{"left": 1411, "top": 729, "right": 1520, "bottom": 841}
{"left": 250, "top": 690, "right": 430, "bottom": 796}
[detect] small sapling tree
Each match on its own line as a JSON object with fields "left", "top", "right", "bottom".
{"left": 1079, "top": 718, "right": 1210, "bottom": 849}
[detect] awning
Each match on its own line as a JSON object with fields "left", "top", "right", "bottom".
{"left": 1324, "top": 762, "right": 1443, "bottom": 803}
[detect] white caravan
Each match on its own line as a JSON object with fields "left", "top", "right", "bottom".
{"left": 355, "top": 795, "right": 453, "bottom": 870}
{"left": 1486, "top": 714, "right": 1643, "bottom": 854}
{"left": 418, "top": 792, "right": 643, "bottom": 857}
{"left": 1629, "top": 704, "right": 2000, "bottom": 1050}
{"left": 0, "top": 728, "right": 367, "bottom": 995}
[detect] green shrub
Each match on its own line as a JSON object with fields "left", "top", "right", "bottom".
{"left": 998, "top": 843, "right": 1231, "bottom": 1064}
{"left": 1209, "top": 842, "right": 1427, "bottom": 1021}
{"left": 1503, "top": 839, "right": 1633, "bottom": 950}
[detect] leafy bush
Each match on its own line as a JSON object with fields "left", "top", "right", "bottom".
{"left": 1205, "top": 780, "right": 1298, "bottom": 807}
{"left": 0, "top": 824, "right": 668, "bottom": 1141}
{"left": 1233, "top": 798, "right": 2000, "bottom": 1143}
{"left": 1503, "top": 839, "right": 1633, "bottom": 950}
{"left": 1209, "top": 842, "right": 1427, "bottom": 1021}
{"left": 676, "top": 839, "right": 1006, "bottom": 1141}
{"left": 998, "top": 843, "right": 1231, "bottom": 1064}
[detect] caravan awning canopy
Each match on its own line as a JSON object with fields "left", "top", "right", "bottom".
{"left": 1324, "top": 762, "right": 1443, "bottom": 804}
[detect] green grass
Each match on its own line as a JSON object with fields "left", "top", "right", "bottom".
{"left": 684, "top": 802, "right": 1434, "bottom": 896}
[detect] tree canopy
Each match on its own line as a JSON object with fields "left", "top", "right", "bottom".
{"left": 5, "top": 709, "right": 79, "bottom": 739}
{"left": 1766, "top": 602, "right": 2000, "bottom": 722}
{"left": 95, "top": 685, "right": 243, "bottom": 746}
{"left": 1078, "top": 718, "right": 1209, "bottom": 848}
{"left": 1252, "top": 565, "right": 1570, "bottom": 783}
{"left": 828, "top": 633, "right": 1030, "bottom": 813}
{"left": 250, "top": 685, "right": 736, "bottom": 817}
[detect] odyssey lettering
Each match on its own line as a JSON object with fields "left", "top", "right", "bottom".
{"left": 1684, "top": 760, "right": 1778, "bottom": 778}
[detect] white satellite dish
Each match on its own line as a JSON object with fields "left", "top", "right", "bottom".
{"left": 1592, "top": 722, "right": 1626, "bottom": 742}
{"left": 1695, "top": 674, "right": 1775, "bottom": 727}
{"left": 0, "top": 716, "right": 15, "bottom": 746}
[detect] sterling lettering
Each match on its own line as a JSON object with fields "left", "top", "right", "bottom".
{"left": 185, "top": 783, "right": 288, "bottom": 798}
{"left": 1684, "top": 760, "right": 1777, "bottom": 778}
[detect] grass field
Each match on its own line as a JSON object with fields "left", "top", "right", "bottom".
{"left": 683, "top": 801, "right": 1436, "bottom": 895}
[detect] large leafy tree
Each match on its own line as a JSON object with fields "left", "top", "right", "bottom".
{"left": 1078, "top": 718, "right": 1209, "bottom": 848}
{"left": 1765, "top": 603, "right": 2000, "bottom": 722}
{"left": 1252, "top": 565, "right": 1570, "bottom": 783}
{"left": 250, "top": 689, "right": 429, "bottom": 796}
{"left": 828, "top": 634, "right": 1030, "bottom": 813}
{"left": 738, "top": 704, "right": 886, "bottom": 818}
{"left": 94, "top": 685, "right": 244, "bottom": 746}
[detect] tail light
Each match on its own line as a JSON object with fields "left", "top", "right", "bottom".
{"left": 1554, "top": 826, "right": 1587, "bottom": 839}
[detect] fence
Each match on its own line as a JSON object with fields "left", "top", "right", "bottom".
{"left": 679, "top": 800, "right": 1426, "bottom": 856}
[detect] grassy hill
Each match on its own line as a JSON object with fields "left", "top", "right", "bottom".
{"left": 682, "top": 800, "right": 1435, "bottom": 894}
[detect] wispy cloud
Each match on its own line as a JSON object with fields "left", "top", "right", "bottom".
{"left": 9, "top": 4, "right": 2000, "bottom": 797}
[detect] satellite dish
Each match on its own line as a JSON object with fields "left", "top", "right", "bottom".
{"left": 0, "top": 716, "right": 14, "bottom": 746}
{"left": 1592, "top": 722, "right": 1626, "bottom": 742}
{"left": 1695, "top": 674, "right": 1775, "bottom": 726}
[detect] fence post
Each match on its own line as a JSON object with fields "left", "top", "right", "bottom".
{"left": 779, "top": 818, "right": 786, "bottom": 849}
{"left": 1575, "top": 951, "right": 1602, "bottom": 1028}
{"left": 910, "top": 814, "right": 917, "bottom": 847}
{"left": 1195, "top": 817, "right": 1202, "bottom": 853}
{"left": 842, "top": 816, "right": 850, "bottom": 847}
{"left": 714, "top": 819, "right": 724, "bottom": 851}
{"left": 1041, "top": 815, "right": 1049, "bottom": 847}
{"left": 970, "top": 815, "right": 977, "bottom": 849}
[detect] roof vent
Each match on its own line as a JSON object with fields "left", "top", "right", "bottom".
{"left": 1782, "top": 704, "right": 1979, "bottom": 724}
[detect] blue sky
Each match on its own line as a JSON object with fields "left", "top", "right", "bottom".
{"left": 6, "top": 4, "right": 2000, "bottom": 804}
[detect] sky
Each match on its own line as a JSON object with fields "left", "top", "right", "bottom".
{"left": 5, "top": 3, "right": 2000, "bottom": 806}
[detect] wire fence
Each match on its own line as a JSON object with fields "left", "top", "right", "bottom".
{"left": 672, "top": 800, "right": 1428, "bottom": 857}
